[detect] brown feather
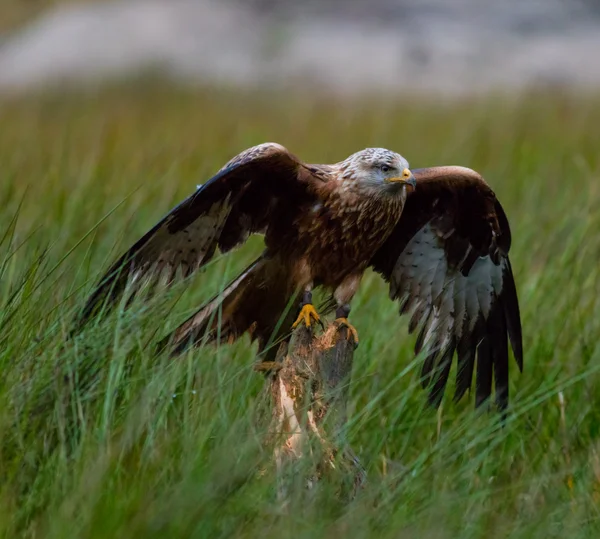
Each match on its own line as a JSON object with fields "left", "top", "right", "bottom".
{"left": 71, "top": 143, "right": 323, "bottom": 334}
{"left": 157, "top": 254, "right": 300, "bottom": 362}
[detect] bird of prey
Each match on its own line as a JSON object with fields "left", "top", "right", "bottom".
{"left": 73, "top": 143, "right": 523, "bottom": 410}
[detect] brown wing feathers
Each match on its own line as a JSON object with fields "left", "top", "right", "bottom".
{"left": 370, "top": 166, "right": 522, "bottom": 411}
{"left": 71, "top": 143, "right": 313, "bottom": 334}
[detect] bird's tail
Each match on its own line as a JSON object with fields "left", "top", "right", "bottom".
{"left": 157, "top": 255, "right": 299, "bottom": 360}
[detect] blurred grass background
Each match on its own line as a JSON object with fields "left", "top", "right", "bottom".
{"left": 1, "top": 0, "right": 78, "bottom": 32}
{"left": 1, "top": 82, "right": 600, "bottom": 538}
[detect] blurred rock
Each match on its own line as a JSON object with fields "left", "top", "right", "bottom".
{"left": 0, "top": 0, "right": 599, "bottom": 96}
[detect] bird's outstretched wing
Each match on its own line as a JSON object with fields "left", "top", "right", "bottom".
{"left": 370, "top": 166, "right": 523, "bottom": 411}
{"left": 72, "top": 143, "right": 323, "bottom": 334}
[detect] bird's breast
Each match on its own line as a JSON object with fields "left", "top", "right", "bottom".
{"left": 294, "top": 195, "right": 404, "bottom": 284}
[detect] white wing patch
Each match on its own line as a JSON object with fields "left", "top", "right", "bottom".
{"left": 126, "top": 197, "right": 232, "bottom": 290}
{"left": 390, "top": 223, "right": 504, "bottom": 351}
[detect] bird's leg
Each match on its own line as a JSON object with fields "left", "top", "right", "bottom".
{"left": 334, "top": 303, "right": 359, "bottom": 345}
{"left": 292, "top": 285, "right": 322, "bottom": 329}
{"left": 332, "top": 273, "right": 362, "bottom": 346}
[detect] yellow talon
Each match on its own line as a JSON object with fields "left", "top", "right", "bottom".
{"left": 334, "top": 317, "right": 359, "bottom": 344}
{"left": 292, "top": 303, "right": 321, "bottom": 329}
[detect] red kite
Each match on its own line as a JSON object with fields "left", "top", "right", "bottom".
{"left": 74, "top": 143, "right": 522, "bottom": 410}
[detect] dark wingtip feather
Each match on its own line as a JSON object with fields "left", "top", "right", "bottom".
{"left": 414, "top": 309, "right": 433, "bottom": 355}
{"left": 420, "top": 345, "right": 441, "bottom": 390}
{"left": 475, "top": 334, "right": 493, "bottom": 409}
{"left": 491, "top": 299, "right": 509, "bottom": 411}
{"left": 453, "top": 335, "right": 476, "bottom": 402}
{"left": 427, "top": 340, "right": 455, "bottom": 408}
{"left": 502, "top": 258, "right": 523, "bottom": 372}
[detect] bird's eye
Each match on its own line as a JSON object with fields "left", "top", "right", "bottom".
{"left": 379, "top": 164, "right": 391, "bottom": 173}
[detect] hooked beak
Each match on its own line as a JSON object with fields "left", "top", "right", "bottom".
{"left": 386, "top": 168, "right": 417, "bottom": 192}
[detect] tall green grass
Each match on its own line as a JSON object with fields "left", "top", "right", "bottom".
{"left": 1, "top": 86, "right": 600, "bottom": 538}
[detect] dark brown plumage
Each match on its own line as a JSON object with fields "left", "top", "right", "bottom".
{"left": 72, "top": 143, "right": 522, "bottom": 411}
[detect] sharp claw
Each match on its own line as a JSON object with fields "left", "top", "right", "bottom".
{"left": 334, "top": 317, "right": 359, "bottom": 346}
{"left": 292, "top": 303, "right": 321, "bottom": 329}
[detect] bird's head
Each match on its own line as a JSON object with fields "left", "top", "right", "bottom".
{"left": 338, "top": 148, "right": 416, "bottom": 198}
